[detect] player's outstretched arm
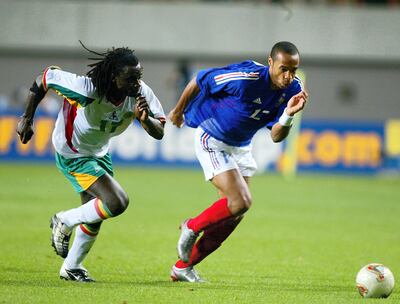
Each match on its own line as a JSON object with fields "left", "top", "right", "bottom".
{"left": 270, "top": 90, "right": 308, "bottom": 143}
{"left": 168, "top": 77, "right": 200, "bottom": 128}
{"left": 16, "top": 75, "right": 48, "bottom": 144}
{"left": 135, "top": 95, "right": 164, "bottom": 140}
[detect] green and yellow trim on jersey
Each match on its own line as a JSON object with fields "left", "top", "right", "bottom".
{"left": 43, "top": 66, "right": 96, "bottom": 108}
{"left": 42, "top": 65, "right": 62, "bottom": 91}
{"left": 48, "top": 83, "right": 95, "bottom": 107}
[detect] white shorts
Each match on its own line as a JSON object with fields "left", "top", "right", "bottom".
{"left": 195, "top": 128, "right": 257, "bottom": 180}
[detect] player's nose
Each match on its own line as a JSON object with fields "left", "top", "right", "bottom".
{"left": 283, "top": 71, "right": 290, "bottom": 79}
{"left": 285, "top": 71, "right": 294, "bottom": 82}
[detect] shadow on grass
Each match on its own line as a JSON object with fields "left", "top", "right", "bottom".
{"left": 0, "top": 267, "right": 352, "bottom": 293}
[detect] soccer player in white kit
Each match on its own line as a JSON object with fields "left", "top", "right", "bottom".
{"left": 17, "top": 43, "right": 166, "bottom": 282}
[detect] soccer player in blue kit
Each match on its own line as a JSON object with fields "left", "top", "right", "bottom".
{"left": 168, "top": 41, "right": 308, "bottom": 282}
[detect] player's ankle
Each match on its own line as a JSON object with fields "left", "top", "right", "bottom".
{"left": 175, "top": 260, "right": 191, "bottom": 269}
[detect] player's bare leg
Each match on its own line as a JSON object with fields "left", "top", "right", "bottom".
{"left": 85, "top": 173, "right": 130, "bottom": 216}
{"left": 212, "top": 171, "right": 252, "bottom": 216}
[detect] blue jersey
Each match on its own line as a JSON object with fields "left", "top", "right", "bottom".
{"left": 184, "top": 60, "right": 303, "bottom": 146}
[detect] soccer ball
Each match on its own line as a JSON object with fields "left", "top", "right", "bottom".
{"left": 356, "top": 263, "right": 395, "bottom": 298}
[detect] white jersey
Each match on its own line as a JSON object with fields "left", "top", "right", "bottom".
{"left": 43, "top": 66, "right": 165, "bottom": 158}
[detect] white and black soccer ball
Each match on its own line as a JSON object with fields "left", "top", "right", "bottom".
{"left": 356, "top": 263, "right": 395, "bottom": 298}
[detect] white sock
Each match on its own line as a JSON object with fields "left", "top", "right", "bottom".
{"left": 58, "top": 198, "right": 112, "bottom": 228}
{"left": 63, "top": 224, "right": 98, "bottom": 269}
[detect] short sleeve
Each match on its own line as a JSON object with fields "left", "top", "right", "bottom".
{"left": 43, "top": 67, "right": 96, "bottom": 107}
{"left": 196, "top": 61, "right": 260, "bottom": 97}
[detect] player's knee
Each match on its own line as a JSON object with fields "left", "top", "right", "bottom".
{"left": 229, "top": 194, "right": 252, "bottom": 215}
{"left": 244, "top": 194, "right": 252, "bottom": 209}
{"left": 116, "top": 192, "right": 130, "bottom": 214}
{"left": 107, "top": 191, "right": 130, "bottom": 216}
{"left": 238, "top": 196, "right": 252, "bottom": 214}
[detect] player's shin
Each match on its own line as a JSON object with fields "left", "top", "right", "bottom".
{"left": 58, "top": 198, "right": 113, "bottom": 228}
{"left": 187, "top": 197, "right": 232, "bottom": 233}
{"left": 63, "top": 223, "right": 101, "bottom": 269}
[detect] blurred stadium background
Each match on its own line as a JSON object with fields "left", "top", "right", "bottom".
{"left": 1, "top": 0, "right": 399, "bottom": 175}
{"left": 1, "top": 1, "right": 400, "bottom": 303}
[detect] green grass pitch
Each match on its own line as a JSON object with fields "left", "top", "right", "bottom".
{"left": 0, "top": 163, "right": 399, "bottom": 303}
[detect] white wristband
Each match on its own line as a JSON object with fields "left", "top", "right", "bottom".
{"left": 278, "top": 109, "right": 294, "bottom": 127}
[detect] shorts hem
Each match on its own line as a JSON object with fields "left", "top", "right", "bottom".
{"left": 204, "top": 165, "right": 238, "bottom": 181}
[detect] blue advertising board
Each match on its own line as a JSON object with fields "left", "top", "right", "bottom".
{"left": 0, "top": 113, "right": 395, "bottom": 174}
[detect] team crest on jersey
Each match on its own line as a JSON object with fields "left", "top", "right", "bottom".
{"left": 275, "top": 93, "right": 286, "bottom": 108}
{"left": 108, "top": 111, "right": 119, "bottom": 122}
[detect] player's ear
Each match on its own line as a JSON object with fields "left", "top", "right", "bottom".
{"left": 268, "top": 56, "right": 273, "bottom": 66}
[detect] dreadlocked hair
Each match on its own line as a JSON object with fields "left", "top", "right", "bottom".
{"left": 79, "top": 40, "right": 142, "bottom": 100}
